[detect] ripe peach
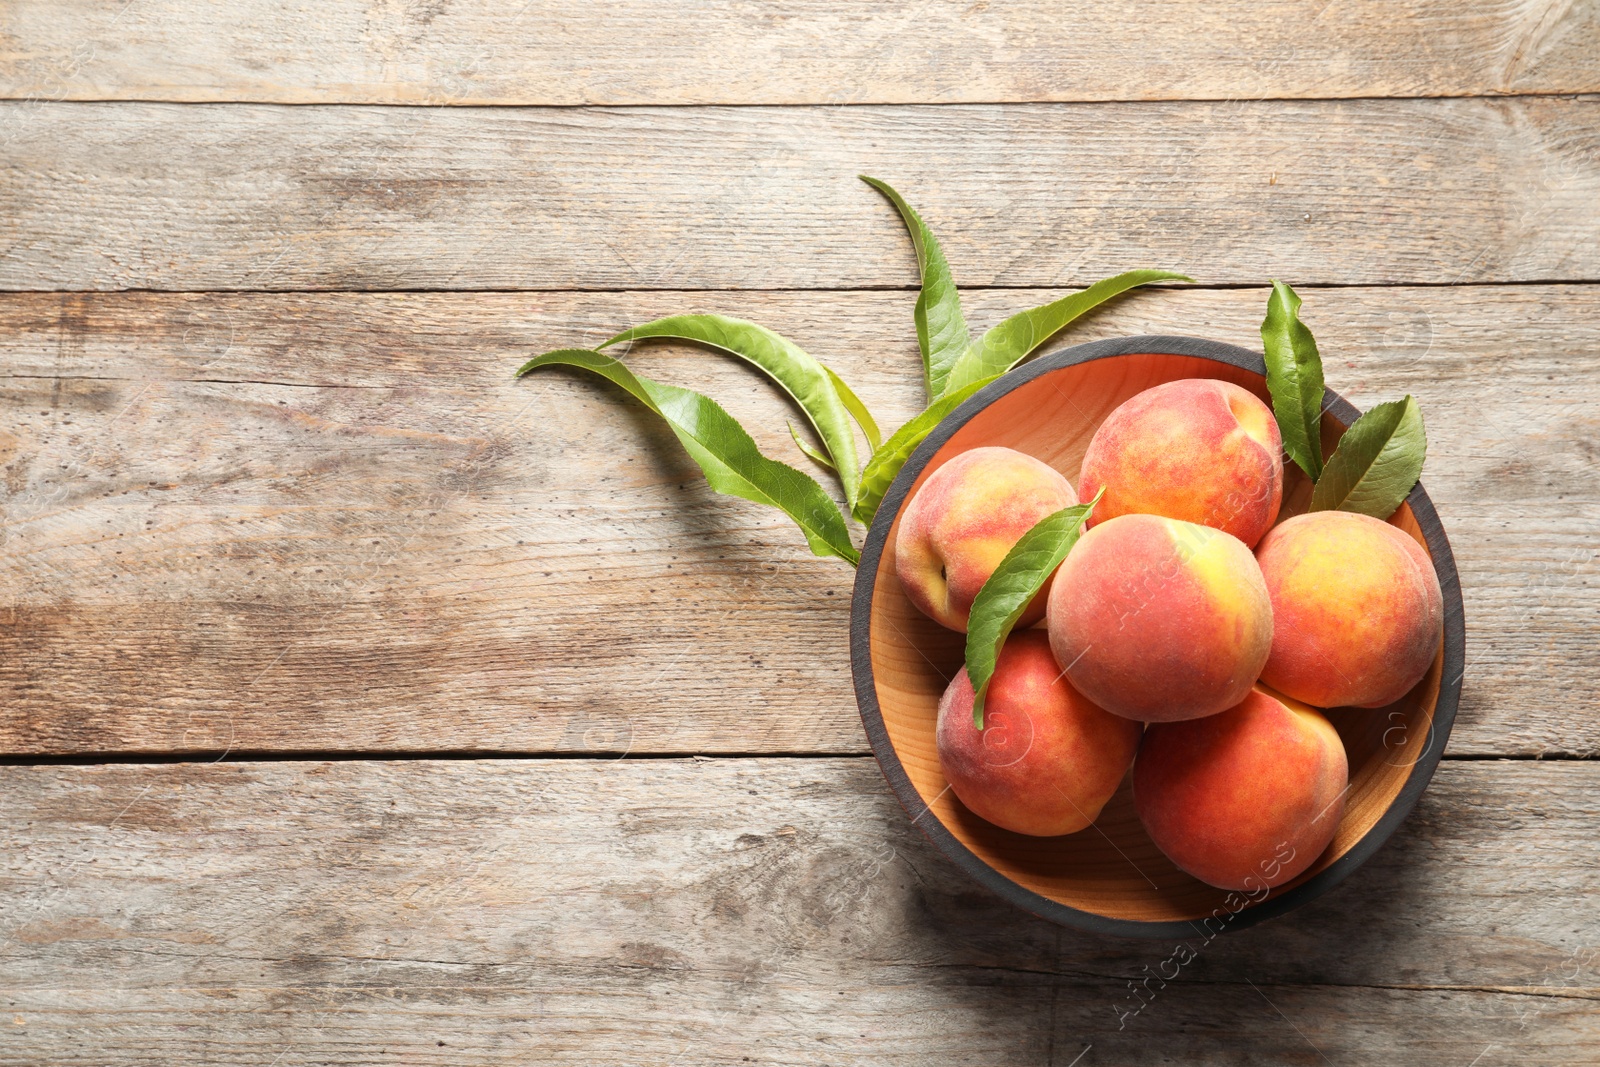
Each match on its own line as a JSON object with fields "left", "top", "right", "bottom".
{"left": 1256, "top": 511, "right": 1444, "bottom": 708}
{"left": 1134, "top": 687, "right": 1348, "bottom": 891}
{"left": 937, "top": 631, "right": 1142, "bottom": 837}
{"left": 1079, "top": 378, "right": 1284, "bottom": 548}
{"left": 1047, "top": 513, "right": 1274, "bottom": 722}
{"left": 894, "top": 446, "right": 1077, "bottom": 632}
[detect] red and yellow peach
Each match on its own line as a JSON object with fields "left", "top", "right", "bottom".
{"left": 937, "top": 631, "right": 1142, "bottom": 837}
{"left": 894, "top": 446, "right": 1077, "bottom": 632}
{"left": 1079, "top": 378, "right": 1283, "bottom": 548}
{"left": 1134, "top": 686, "right": 1349, "bottom": 891}
{"left": 1047, "top": 513, "right": 1274, "bottom": 722}
{"left": 1255, "top": 511, "right": 1444, "bottom": 708}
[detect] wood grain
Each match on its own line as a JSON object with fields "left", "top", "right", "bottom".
{"left": 3, "top": 97, "right": 1598, "bottom": 291}
{"left": 0, "top": 758, "right": 1595, "bottom": 1064}
{"left": 3, "top": 0, "right": 1598, "bottom": 106}
{"left": 2, "top": 284, "right": 1595, "bottom": 758}
{"left": 4, "top": 3, "right": 1595, "bottom": 1058}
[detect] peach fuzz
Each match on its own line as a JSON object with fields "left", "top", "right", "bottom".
{"left": 1047, "top": 513, "right": 1274, "bottom": 723}
{"left": 894, "top": 446, "right": 1077, "bottom": 632}
{"left": 1133, "top": 687, "right": 1349, "bottom": 891}
{"left": 1079, "top": 378, "right": 1284, "bottom": 548}
{"left": 937, "top": 631, "right": 1142, "bottom": 837}
{"left": 1256, "top": 511, "right": 1444, "bottom": 709}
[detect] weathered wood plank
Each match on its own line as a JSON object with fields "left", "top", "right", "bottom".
{"left": 3, "top": 0, "right": 1598, "bottom": 106}
{"left": 0, "top": 759, "right": 1595, "bottom": 1064}
{"left": 1, "top": 285, "right": 1595, "bottom": 757}
{"left": 3, "top": 98, "right": 1598, "bottom": 291}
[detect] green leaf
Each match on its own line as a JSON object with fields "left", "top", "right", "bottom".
{"left": 1310, "top": 396, "right": 1427, "bottom": 519}
{"left": 861, "top": 176, "right": 971, "bottom": 401}
{"left": 788, "top": 421, "right": 836, "bottom": 472}
{"left": 519, "top": 349, "right": 859, "bottom": 566}
{"left": 599, "top": 314, "right": 862, "bottom": 507}
{"left": 942, "top": 270, "right": 1192, "bottom": 397}
{"left": 1261, "top": 280, "right": 1327, "bottom": 481}
{"left": 850, "top": 375, "right": 999, "bottom": 525}
{"left": 826, "top": 366, "right": 882, "bottom": 453}
{"left": 965, "top": 490, "right": 1103, "bottom": 729}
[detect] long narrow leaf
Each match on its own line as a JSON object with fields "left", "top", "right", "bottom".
{"left": 826, "top": 366, "right": 882, "bottom": 452}
{"left": 943, "top": 270, "right": 1192, "bottom": 396}
{"left": 1261, "top": 280, "right": 1327, "bottom": 481}
{"left": 1310, "top": 396, "right": 1426, "bottom": 519}
{"left": 599, "top": 314, "right": 862, "bottom": 507}
{"left": 519, "top": 349, "right": 859, "bottom": 565}
{"left": 861, "top": 176, "right": 971, "bottom": 400}
{"left": 788, "top": 421, "right": 836, "bottom": 472}
{"left": 965, "top": 492, "right": 1102, "bottom": 729}
{"left": 851, "top": 375, "right": 998, "bottom": 525}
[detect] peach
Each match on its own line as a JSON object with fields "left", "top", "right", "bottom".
{"left": 1134, "top": 687, "right": 1349, "bottom": 891}
{"left": 937, "top": 631, "right": 1142, "bottom": 837}
{"left": 1256, "top": 511, "right": 1444, "bottom": 708}
{"left": 894, "top": 446, "right": 1077, "bottom": 632}
{"left": 1047, "top": 513, "right": 1274, "bottom": 722}
{"left": 1079, "top": 378, "right": 1284, "bottom": 548}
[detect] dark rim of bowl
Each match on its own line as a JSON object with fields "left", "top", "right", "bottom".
{"left": 848, "top": 334, "right": 1465, "bottom": 940}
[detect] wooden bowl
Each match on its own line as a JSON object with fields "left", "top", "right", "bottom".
{"left": 849, "top": 336, "right": 1464, "bottom": 938}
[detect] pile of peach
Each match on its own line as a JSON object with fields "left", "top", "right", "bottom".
{"left": 894, "top": 378, "right": 1444, "bottom": 892}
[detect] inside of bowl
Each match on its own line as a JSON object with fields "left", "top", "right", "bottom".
{"left": 868, "top": 351, "right": 1445, "bottom": 924}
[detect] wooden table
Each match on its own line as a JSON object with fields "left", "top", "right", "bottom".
{"left": 2, "top": 3, "right": 1597, "bottom": 1063}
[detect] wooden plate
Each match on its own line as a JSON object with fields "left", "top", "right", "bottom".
{"left": 849, "top": 335, "right": 1465, "bottom": 938}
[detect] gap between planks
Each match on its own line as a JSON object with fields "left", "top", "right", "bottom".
{"left": 6, "top": 280, "right": 1600, "bottom": 299}
{"left": 4, "top": 91, "right": 1598, "bottom": 109}
{"left": 0, "top": 752, "right": 1588, "bottom": 767}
